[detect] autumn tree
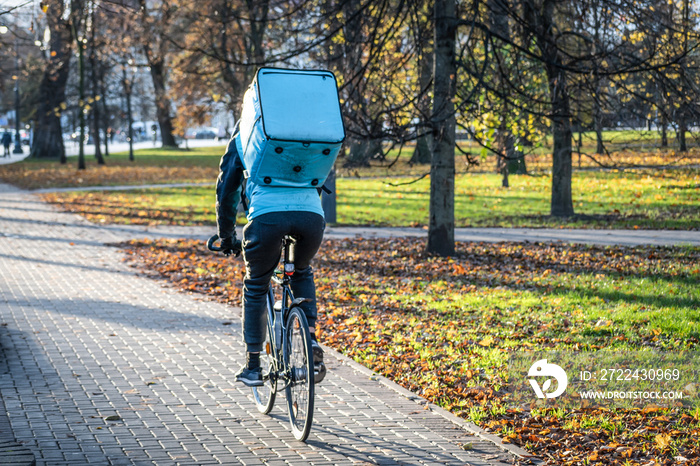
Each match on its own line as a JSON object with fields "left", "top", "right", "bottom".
{"left": 166, "top": 0, "right": 279, "bottom": 136}
{"left": 285, "top": 0, "right": 432, "bottom": 168}
{"left": 458, "top": 0, "right": 694, "bottom": 217}
{"left": 30, "top": 0, "right": 83, "bottom": 161}
{"left": 113, "top": 0, "right": 181, "bottom": 148}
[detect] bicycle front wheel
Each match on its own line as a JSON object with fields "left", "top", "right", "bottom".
{"left": 284, "top": 306, "right": 314, "bottom": 441}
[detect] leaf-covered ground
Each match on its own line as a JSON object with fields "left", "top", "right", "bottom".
{"left": 120, "top": 237, "right": 700, "bottom": 465}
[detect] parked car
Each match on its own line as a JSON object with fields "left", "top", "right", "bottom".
{"left": 194, "top": 128, "right": 217, "bottom": 139}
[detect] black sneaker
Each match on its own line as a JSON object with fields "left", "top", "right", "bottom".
{"left": 311, "top": 340, "right": 326, "bottom": 383}
{"left": 235, "top": 366, "right": 263, "bottom": 387}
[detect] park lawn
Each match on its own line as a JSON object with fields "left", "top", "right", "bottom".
{"left": 41, "top": 168, "right": 700, "bottom": 230}
{"left": 119, "top": 237, "right": 700, "bottom": 465}
{"left": 2, "top": 132, "right": 698, "bottom": 190}
{"left": 0, "top": 145, "right": 226, "bottom": 190}
{"left": 339, "top": 168, "right": 700, "bottom": 229}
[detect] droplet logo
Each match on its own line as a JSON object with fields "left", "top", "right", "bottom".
{"left": 528, "top": 359, "right": 568, "bottom": 399}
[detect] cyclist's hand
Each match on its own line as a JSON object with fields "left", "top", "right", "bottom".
{"left": 220, "top": 236, "right": 242, "bottom": 257}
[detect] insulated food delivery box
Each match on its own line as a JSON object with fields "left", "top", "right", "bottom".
{"left": 239, "top": 68, "right": 346, "bottom": 188}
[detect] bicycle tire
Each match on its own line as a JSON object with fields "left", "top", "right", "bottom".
{"left": 252, "top": 300, "right": 277, "bottom": 414}
{"left": 284, "top": 306, "right": 314, "bottom": 441}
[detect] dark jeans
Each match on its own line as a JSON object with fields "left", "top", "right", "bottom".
{"left": 241, "top": 211, "right": 325, "bottom": 353}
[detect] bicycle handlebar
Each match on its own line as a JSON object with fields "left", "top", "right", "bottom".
{"left": 207, "top": 234, "right": 242, "bottom": 256}
{"left": 207, "top": 234, "right": 223, "bottom": 251}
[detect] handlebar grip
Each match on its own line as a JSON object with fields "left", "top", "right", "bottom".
{"left": 207, "top": 234, "right": 224, "bottom": 252}
{"left": 207, "top": 234, "right": 242, "bottom": 257}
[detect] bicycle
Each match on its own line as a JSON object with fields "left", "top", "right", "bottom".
{"left": 207, "top": 234, "right": 315, "bottom": 441}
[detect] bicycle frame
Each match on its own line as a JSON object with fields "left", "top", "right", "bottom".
{"left": 264, "top": 236, "right": 299, "bottom": 390}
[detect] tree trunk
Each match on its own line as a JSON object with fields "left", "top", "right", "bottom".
{"left": 536, "top": 0, "right": 574, "bottom": 217}
{"left": 593, "top": 7, "right": 604, "bottom": 156}
{"left": 411, "top": 135, "right": 432, "bottom": 164}
{"left": 496, "top": 132, "right": 515, "bottom": 188}
{"left": 101, "top": 82, "right": 110, "bottom": 157}
{"left": 89, "top": 15, "right": 104, "bottom": 165}
{"left": 661, "top": 111, "right": 668, "bottom": 147}
{"left": 149, "top": 60, "right": 178, "bottom": 147}
{"left": 138, "top": 0, "right": 178, "bottom": 148}
{"left": 578, "top": 129, "right": 583, "bottom": 168}
{"left": 489, "top": 0, "right": 515, "bottom": 188}
{"left": 595, "top": 112, "right": 604, "bottom": 155}
{"left": 678, "top": 0, "right": 690, "bottom": 153}
{"left": 343, "top": 138, "right": 381, "bottom": 167}
{"left": 410, "top": 18, "right": 433, "bottom": 165}
{"left": 499, "top": 156, "right": 510, "bottom": 188}
{"left": 77, "top": 33, "right": 86, "bottom": 170}
{"left": 550, "top": 119, "right": 574, "bottom": 216}
{"left": 123, "top": 67, "right": 135, "bottom": 161}
{"left": 512, "top": 154, "right": 527, "bottom": 174}
{"left": 427, "top": 0, "right": 456, "bottom": 257}
{"left": 321, "top": 168, "right": 337, "bottom": 224}
{"left": 30, "top": 0, "right": 72, "bottom": 162}
{"left": 679, "top": 118, "right": 687, "bottom": 152}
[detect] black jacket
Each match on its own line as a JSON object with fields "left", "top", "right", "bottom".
{"left": 215, "top": 133, "right": 245, "bottom": 240}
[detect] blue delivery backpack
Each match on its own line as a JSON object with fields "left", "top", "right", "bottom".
{"left": 239, "top": 67, "right": 345, "bottom": 188}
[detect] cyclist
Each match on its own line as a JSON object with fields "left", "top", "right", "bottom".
{"left": 215, "top": 124, "right": 326, "bottom": 387}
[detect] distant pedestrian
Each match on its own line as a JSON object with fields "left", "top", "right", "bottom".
{"left": 1, "top": 131, "right": 12, "bottom": 157}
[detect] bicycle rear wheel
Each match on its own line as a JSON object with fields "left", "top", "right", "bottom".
{"left": 252, "top": 305, "right": 277, "bottom": 414}
{"left": 284, "top": 306, "right": 314, "bottom": 441}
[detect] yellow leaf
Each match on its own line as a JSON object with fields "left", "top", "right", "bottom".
{"left": 642, "top": 403, "right": 662, "bottom": 414}
{"left": 478, "top": 335, "right": 494, "bottom": 347}
{"left": 655, "top": 433, "right": 672, "bottom": 450}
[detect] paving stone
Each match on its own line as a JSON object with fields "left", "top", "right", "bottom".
{"left": 0, "top": 183, "right": 531, "bottom": 465}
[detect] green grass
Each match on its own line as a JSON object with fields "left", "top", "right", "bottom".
{"left": 337, "top": 169, "right": 700, "bottom": 229}
{"left": 384, "top": 262, "right": 700, "bottom": 349}
{"left": 43, "top": 168, "right": 698, "bottom": 230}
{"left": 19, "top": 145, "right": 227, "bottom": 169}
